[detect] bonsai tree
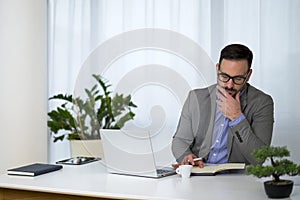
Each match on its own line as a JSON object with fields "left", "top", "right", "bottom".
{"left": 245, "top": 145, "right": 300, "bottom": 198}
{"left": 48, "top": 74, "right": 137, "bottom": 142}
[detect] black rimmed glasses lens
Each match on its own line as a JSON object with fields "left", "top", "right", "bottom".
{"left": 217, "top": 71, "right": 248, "bottom": 85}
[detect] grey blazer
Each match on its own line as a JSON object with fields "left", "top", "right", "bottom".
{"left": 171, "top": 83, "right": 274, "bottom": 165}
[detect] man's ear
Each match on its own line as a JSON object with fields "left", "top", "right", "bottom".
{"left": 246, "top": 69, "right": 253, "bottom": 81}
{"left": 216, "top": 63, "right": 219, "bottom": 73}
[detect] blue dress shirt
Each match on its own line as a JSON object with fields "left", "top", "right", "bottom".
{"left": 206, "top": 105, "right": 245, "bottom": 164}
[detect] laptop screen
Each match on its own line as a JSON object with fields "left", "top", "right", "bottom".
{"left": 100, "top": 129, "right": 159, "bottom": 177}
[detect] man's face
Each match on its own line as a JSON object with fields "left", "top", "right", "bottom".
{"left": 216, "top": 59, "right": 252, "bottom": 97}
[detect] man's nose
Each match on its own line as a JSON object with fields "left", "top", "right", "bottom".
{"left": 226, "top": 79, "right": 234, "bottom": 88}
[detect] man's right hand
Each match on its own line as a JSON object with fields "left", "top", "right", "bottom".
{"left": 172, "top": 154, "right": 204, "bottom": 169}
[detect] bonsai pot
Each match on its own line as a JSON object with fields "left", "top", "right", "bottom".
{"left": 264, "top": 180, "right": 293, "bottom": 198}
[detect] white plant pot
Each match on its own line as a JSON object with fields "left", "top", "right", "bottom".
{"left": 70, "top": 139, "right": 103, "bottom": 158}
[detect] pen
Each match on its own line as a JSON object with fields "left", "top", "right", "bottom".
{"left": 187, "top": 157, "right": 202, "bottom": 162}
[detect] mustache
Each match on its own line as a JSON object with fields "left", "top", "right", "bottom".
{"left": 223, "top": 87, "right": 237, "bottom": 92}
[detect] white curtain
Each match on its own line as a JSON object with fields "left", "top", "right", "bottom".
{"left": 48, "top": 0, "right": 300, "bottom": 164}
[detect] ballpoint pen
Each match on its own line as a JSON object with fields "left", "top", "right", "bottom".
{"left": 187, "top": 158, "right": 202, "bottom": 163}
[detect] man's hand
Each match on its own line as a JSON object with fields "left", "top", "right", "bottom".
{"left": 172, "top": 154, "right": 204, "bottom": 169}
{"left": 216, "top": 85, "right": 242, "bottom": 121}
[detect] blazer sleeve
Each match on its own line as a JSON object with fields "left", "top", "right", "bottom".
{"left": 171, "top": 91, "right": 197, "bottom": 162}
{"left": 229, "top": 93, "right": 274, "bottom": 165}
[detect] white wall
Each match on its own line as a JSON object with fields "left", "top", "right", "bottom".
{"left": 0, "top": 0, "right": 47, "bottom": 173}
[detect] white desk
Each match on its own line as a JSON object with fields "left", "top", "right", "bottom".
{"left": 0, "top": 161, "right": 299, "bottom": 200}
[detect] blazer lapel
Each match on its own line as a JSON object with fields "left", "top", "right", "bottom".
{"left": 240, "top": 84, "right": 249, "bottom": 112}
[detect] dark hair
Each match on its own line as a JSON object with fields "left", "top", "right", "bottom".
{"left": 218, "top": 44, "right": 253, "bottom": 71}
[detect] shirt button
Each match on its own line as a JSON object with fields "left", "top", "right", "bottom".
{"left": 216, "top": 140, "right": 219, "bottom": 143}
{"left": 221, "top": 124, "right": 224, "bottom": 127}
{"left": 213, "top": 153, "right": 217, "bottom": 156}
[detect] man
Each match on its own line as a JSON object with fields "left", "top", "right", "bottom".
{"left": 172, "top": 44, "right": 274, "bottom": 167}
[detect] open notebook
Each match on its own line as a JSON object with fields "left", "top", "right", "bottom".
{"left": 191, "top": 163, "right": 245, "bottom": 176}
{"left": 100, "top": 129, "right": 175, "bottom": 178}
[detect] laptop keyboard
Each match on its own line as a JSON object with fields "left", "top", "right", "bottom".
{"left": 157, "top": 168, "right": 173, "bottom": 174}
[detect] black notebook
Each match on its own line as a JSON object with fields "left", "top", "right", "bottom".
{"left": 7, "top": 163, "right": 63, "bottom": 177}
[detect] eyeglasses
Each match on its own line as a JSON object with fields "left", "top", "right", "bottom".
{"left": 217, "top": 71, "right": 249, "bottom": 85}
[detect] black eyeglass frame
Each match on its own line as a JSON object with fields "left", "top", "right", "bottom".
{"left": 217, "top": 70, "right": 249, "bottom": 85}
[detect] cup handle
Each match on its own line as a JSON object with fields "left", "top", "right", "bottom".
{"left": 176, "top": 168, "right": 181, "bottom": 174}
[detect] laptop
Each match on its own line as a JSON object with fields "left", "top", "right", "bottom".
{"left": 100, "top": 129, "right": 176, "bottom": 178}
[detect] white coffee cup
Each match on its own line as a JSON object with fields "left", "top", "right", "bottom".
{"left": 176, "top": 165, "right": 193, "bottom": 178}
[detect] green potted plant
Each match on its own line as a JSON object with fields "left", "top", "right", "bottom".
{"left": 48, "top": 74, "right": 137, "bottom": 157}
{"left": 245, "top": 145, "right": 300, "bottom": 198}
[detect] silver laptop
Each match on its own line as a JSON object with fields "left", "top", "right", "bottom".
{"left": 100, "top": 129, "right": 176, "bottom": 178}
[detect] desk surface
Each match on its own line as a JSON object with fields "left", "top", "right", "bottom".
{"left": 0, "top": 161, "right": 299, "bottom": 200}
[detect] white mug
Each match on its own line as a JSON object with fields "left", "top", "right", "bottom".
{"left": 176, "top": 165, "right": 193, "bottom": 178}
